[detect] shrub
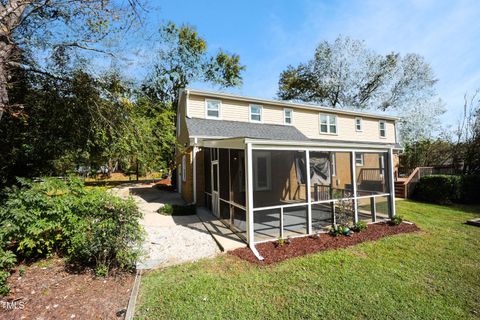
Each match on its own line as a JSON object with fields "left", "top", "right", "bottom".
{"left": 0, "top": 177, "right": 144, "bottom": 294}
{"left": 329, "top": 225, "right": 350, "bottom": 237}
{"left": 460, "top": 175, "right": 480, "bottom": 204}
{"left": 413, "top": 175, "right": 461, "bottom": 204}
{"left": 351, "top": 220, "right": 367, "bottom": 232}
{"left": 0, "top": 248, "right": 16, "bottom": 296}
{"left": 388, "top": 215, "right": 403, "bottom": 226}
{"left": 158, "top": 204, "right": 196, "bottom": 216}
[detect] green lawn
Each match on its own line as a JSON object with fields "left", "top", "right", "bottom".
{"left": 135, "top": 201, "right": 480, "bottom": 320}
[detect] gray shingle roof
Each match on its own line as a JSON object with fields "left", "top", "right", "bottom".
{"left": 186, "top": 117, "right": 310, "bottom": 141}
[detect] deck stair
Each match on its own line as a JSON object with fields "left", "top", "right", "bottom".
{"left": 395, "top": 167, "right": 434, "bottom": 199}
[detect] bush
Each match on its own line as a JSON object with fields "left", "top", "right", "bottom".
{"left": 0, "top": 248, "right": 16, "bottom": 295}
{"left": 413, "top": 175, "right": 461, "bottom": 204}
{"left": 158, "top": 204, "right": 196, "bottom": 216}
{"left": 351, "top": 220, "right": 367, "bottom": 232}
{"left": 0, "top": 177, "right": 144, "bottom": 294}
{"left": 460, "top": 175, "right": 480, "bottom": 204}
{"left": 388, "top": 215, "right": 403, "bottom": 226}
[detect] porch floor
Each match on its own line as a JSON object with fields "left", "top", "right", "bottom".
{"left": 197, "top": 208, "right": 247, "bottom": 251}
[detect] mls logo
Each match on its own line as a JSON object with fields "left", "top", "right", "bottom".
{"left": 1, "top": 299, "right": 25, "bottom": 310}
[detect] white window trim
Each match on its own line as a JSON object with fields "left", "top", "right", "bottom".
{"left": 205, "top": 99, "right": 222, "bottom": 120}
{"left": 249, "top": 104, "right": 263, "bottom": 123}
{"left": 355, "top": 117, "right": 363, "bottom": 132}
{"left": 284, "top": 108, "right": 293, "bottom": 125}
{"left": 331, "top": 153, "right": 336, "bottom": 176}
{"left": 181, "top": 155, "right": 186, "bottom": 182}
{"left": 253, "top": 151, "right": 271, "bottom": 191}
{"left": 379, "top": 120, "right": 387, "bottom": 138}
{"left": 355, "top": 153, "right": 364, "bottom": 166}
{"left": 319, "top": 113, "right": 338, "bottom": 135}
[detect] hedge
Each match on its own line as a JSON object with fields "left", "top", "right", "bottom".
{"left": 413, "top": 175, "right": 480, "bottom": 204}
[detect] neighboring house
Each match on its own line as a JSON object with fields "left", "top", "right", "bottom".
{"left": 176, "top": 88, "right": 401, "bottom": 259}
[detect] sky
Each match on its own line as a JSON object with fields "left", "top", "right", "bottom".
{"left": 120, "top": 0, "right": 480, "bottom": 128}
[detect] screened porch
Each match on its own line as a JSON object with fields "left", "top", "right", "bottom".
{"left": 200, "top": 138, "right": 396, "bottom": 249}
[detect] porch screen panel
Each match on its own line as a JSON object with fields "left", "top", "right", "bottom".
{"left": 232, "top": 207, "right": 246, "bottom": 234}
{"left": 254, "top": 209, "right": 281, "bottom": 242}
{"left": 252, "top": 150, "right": 307, "bottom": 208}
{"left": 283, "top": 205, "right": 308, "bottom": 237}
{"left": 230, "top": 149, "right": 246, "bottom": 207}
{"left": 311, "top": 203, "right": 334, "bottom": 231}
{"left": 310, "top": 152, "right": 353, "bottom": 201}
{"left": 219, "top": 149, "right": 230, "bottom": 201}
{"left": 355, "top": 152, "right": 390, "bottom": 196}
{"left": 203, "top": 148, "right": 212, "bottom": 209}
{"left": 204, "top": 148, "right": 211, "bottom": 194}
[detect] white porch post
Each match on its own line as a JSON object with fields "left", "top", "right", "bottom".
{"left": 305, "top": 150, "right": 312, "bottom": 234}
{"left": 351, "top": 151, "right": 358, "bottom": 223}
{"left": 245, "top": 142, "right": 254, "bottom": 246}
{"left": 192, "top": 138, "right": 198, "bottom": 204}
{"left": 245, "top": 143, "right": 263, "bottom": 260}
{"left": 388, "top": 148, "right": 396, "bottom": 218}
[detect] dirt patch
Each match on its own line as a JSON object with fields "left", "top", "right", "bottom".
{"left": 229, "top": 222, "right": 420, "bottom": 265}
{"left": 1, "top": 258, "right": 134, "bottom": 319}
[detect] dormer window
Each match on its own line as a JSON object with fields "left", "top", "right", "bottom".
{"left": 206, "top": 99, "right": 221, "bottom": 119}
{"left": 379, "top": 120, "right": 386, "bottom": 138}
{"left": 249, "top": 104, "right": 262, "bottom": 122}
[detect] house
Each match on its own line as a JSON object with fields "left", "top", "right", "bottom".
{"left": 175, "top": 88, "right": 401, "bottom": 259}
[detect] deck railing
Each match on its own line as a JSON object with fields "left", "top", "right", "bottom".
{"left": 403, "top": 167, "right": 434, "bottom": 198}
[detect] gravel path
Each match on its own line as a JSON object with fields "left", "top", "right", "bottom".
{"left": 111, "top": 183, "right": 220, "bottom": 269}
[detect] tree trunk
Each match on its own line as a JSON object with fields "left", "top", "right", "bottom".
{"left": 0, "top": 37, "right": 11, "bottom": 122}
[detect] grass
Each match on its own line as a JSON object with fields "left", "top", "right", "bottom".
{"left": 135, "top": 201, "right": 480, "bottom": 320}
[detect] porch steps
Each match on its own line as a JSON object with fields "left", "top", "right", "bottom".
{"left": 196, "top": 208, "right": 247, "bottom": 252}
{"left": 394, "top": 181, "right": 406, "bottom": 199}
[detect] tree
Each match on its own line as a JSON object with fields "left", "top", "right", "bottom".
{"left": 142, "top": 22, "right": 245, "bottom": 172}
{"left": 0, "top": 0, "right": 143, "bottom": 121}
{"left": 453, "top": 90, "right": 480, "bottom": 175}
{"left": 143, "top": 22, "right": 245, "bottom": 111}
{"left": 277, "top": 36, "right": 445, "bottom": 142}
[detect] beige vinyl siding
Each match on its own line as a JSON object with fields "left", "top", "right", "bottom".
{"left": 186, "top": 93, "right": 396, "bottom": 144}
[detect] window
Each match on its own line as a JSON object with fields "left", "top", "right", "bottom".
{"left": 253, "top": 151, "right": 271, "bottom": 191}
{"left": 249, "top": 104, "right": 262, "bottom": 122}
{"left": 355, "top": 153, "right": 364, "bottom": 166}
{"left": 319, "top": 114, "right": 337, "bottom": 134}
{"left": 284, "top": 108, "right": 293, "bottom": 125}
{"left": 379, "top": 120, "right": 386, "bottom": 138}
{"left": 206, "top": 100, "right": 220, "bottom": 119}
{"left": 181, "top": 155, "right": 186, "bottom": 181}
{"left": 331, "top": 153, "right": 336, "bottom": 176}
{"left": 355, "top": 117, "right": 362, "bottom": 132}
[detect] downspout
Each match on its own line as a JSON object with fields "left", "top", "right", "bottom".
{"left": 245, "top": 142, "right": 264, "bottom": 261}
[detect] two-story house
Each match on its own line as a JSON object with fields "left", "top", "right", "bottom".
{"left": 176, "top": 88, "right": 401, "bottom": 259}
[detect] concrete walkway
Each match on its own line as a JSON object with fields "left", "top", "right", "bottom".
{"left": 111, "top": 183, "right": 220, "bottom": 269}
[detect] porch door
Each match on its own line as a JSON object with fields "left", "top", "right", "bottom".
{"left": 211, "top": 160, "right": 220, "bottom": 217}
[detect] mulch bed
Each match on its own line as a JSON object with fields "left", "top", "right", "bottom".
{"left": 0, "top": 258, "right": 134, "bottom": 320}
{"left": 230, "top": 222, "right": 420, "bottom": 265}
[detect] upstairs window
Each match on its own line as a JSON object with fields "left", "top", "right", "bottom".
{"left": 320, "top": 114, "right": 337, "bottom": 134}
{"left": 250, "top": 104, "right": 262, "bottom": 122}
{"left": 284, "top": 108, "right": 293, "bottom": 125}
{"left": 206, "top": 100, "right": 220, "bottom": 119}
{"left": 379, "top": 120, "right": 386, "bottom": 138}
{"left": 355, "top": 117, "right": 362, "bottom": 132}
